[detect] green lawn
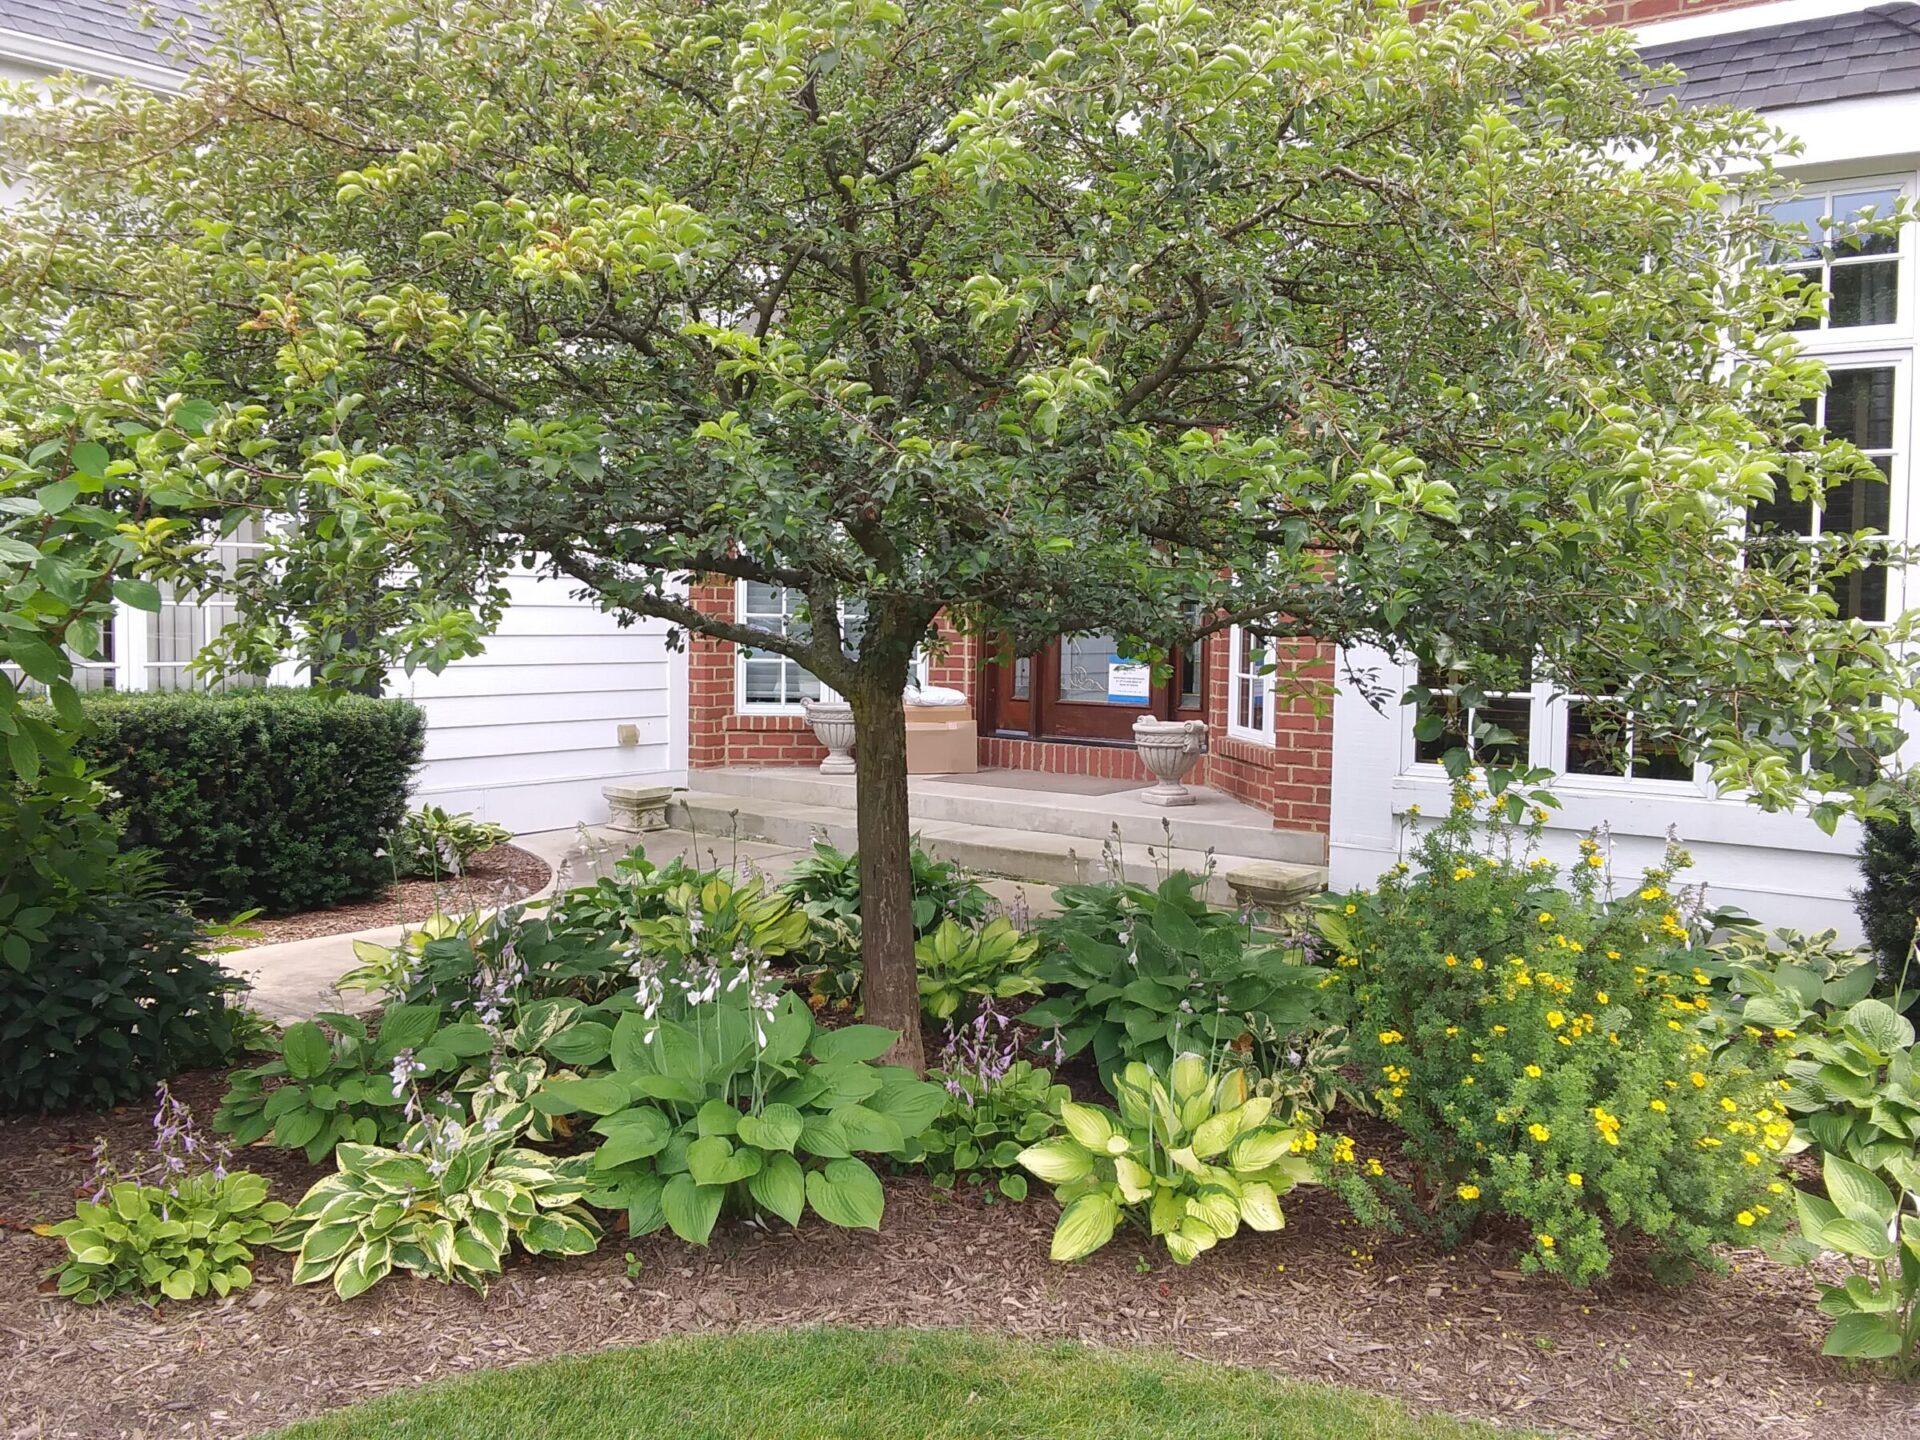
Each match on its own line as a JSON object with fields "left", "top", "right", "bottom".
{"left": 270, "top": 1327, "right": 1527, "bottom": 1440}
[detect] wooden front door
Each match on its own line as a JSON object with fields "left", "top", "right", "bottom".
{"left": 981, "top": 633, "right": 1204, "bottom": 744}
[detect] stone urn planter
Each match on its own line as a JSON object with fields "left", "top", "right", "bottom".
{"left": 1132, "top": 717, "right": 1209, "bottom": 806}
{"left": 802, "top": 699, "right": 857, "bottom": 775}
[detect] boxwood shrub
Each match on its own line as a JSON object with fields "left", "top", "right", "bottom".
{"left": 1857, "top": 791, "right": 1920, "bottom": 985}
{"left": 75, "top": 689, "right": 424, "bottom": 915}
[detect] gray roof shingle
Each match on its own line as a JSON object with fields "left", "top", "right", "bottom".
{"left": 0, "top": 0, "right": 199, "bottom": 70}
{"left": 1642, "top": 3, "right": 1920, "bottom": 111}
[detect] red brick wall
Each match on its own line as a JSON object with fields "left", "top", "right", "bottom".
{"left": 1539, "top": 0, "right": 1784, "bottom": 25}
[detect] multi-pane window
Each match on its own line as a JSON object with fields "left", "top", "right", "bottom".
{"left": 1227, "top": 626, "right": 1271, "bottom": 740}
{"left": 1769, "top": 187, "right": 1903, "bottom": 331}
{"left": 735, "top": 581, "right": 888, "bottom": 710}
{"left": 1748, "top": 366, "right": 1897, "bottom": 623}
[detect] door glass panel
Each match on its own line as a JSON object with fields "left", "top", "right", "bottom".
{"left": 1057, "top": 635, "right": 1121, "bottom": 702}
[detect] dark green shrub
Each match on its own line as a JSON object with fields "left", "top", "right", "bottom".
{"left": 0, "top": 851, "right": 245, "bottom": 1113}
{"left": 1857, "top": 791, "right": 1920, "bottom": 985}
{"left": 74, "top": 688, "right": 424, "bottom": 914}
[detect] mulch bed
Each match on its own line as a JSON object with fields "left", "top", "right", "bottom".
{"left": 238, "top": 845, "right": 552, "bottom": 946}
{"left": 4, "top": 1072, "right": 1918, "bottom": 1439}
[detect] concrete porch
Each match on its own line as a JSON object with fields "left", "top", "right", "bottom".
{"left": 667, "top": 767, "right": 1326, "bottom": 908}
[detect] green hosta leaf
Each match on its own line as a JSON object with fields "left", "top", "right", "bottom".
{"left": 1822, "top": 1311, "right": 1906, "bottom": 1360}
{"left": 1050, "top": 1192, "right": 1120, "bottom": 1262}
{"left": 1228, "top": 1128, "right": 1295, "bottom": 1173}
{"left": 281, "top": 1023, "right": 333, "bottom": 1081}
{"left": 591, "top": 1108, "right": 673, "bottom": 1169}
{"left": 544, "top": 1021, "right": 611, "bottom": 1068}
{"left": 831, "top": 1103, "right": 904, "bottom": 1154}
{"left": 695, "top": 1098, "right": 741, "bottom": 1137}
{"left": 373, "top": 1005, "right": 442, "bottom": 1062}
{"left": 1824, "top": 1151, "right": 1895, "bottom": 1226}
{"left": 686, "top": 1135, "right": 761, "bottom": 1186}
{"left": 798, "top": 1113, "right": 852, "bottom": 1159}
{"left": 808, "top": 1025, "right": 897, "bottom": 1064}
{"left": 804, "top": 1158, "right": 885, "bottom": 1231}
{"left": 997, "top": 1173, "right": 1029, "bottom": 1202}
{"left": 531, "top": 1076, "right": 631, "bottom": 1117}
{"left": 736, "top": 1102, "right": 805, "bottom": 1153}
{"left": 660, "top": 1174, "right": 725, "bottom": 1246}
{"left": 520, "top": 1210, "right": 600, "bottom": 1257}
{"left": 746, "top": 1150, "right": 806, "bottom": 1226}
{"left": 1845, "top": 999, "right": 1915, "bottom": 1057}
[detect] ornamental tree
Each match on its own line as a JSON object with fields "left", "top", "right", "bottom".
{"left": 4, "top": 0, "right": 1916, "bottom": 1070}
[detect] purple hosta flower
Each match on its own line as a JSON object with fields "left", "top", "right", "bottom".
{"left": 1046, "top": 1027, "right": 1067, "bottom": 1067}
{"left": 85, "top": 1136, "right": 115, "bottom": 1205}
{"left": 145, "top": 1082, "right": 232, "bottom": 1196}
{"left": 687, "top": 908, "right": 706, "bottom": 940}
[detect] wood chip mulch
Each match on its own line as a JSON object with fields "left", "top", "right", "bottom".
{"left": 3, "top": 1070, "right": 1918, "bottom": 1440}
{"left": 237, "top": 845, "right": 552, "bottom": 946}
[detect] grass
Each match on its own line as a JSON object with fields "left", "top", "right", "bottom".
{"left": 271, "top": 1327, "right": 1530, "bottom": 1439}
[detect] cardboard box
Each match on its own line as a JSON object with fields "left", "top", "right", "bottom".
{"left": 903, "top": 702, "right": 977, "bottom": 774}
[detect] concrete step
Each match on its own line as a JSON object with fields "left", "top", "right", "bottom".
{"left": 666, "top": 790, "right": 1324, "bottom": 909}
{"left": 689, "top": 766, "right": 1322, "bottom": 866}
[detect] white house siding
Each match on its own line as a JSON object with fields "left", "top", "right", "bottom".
{"left": 384, "top": 569, "right": 686, "bottom": 834}
{"left": 1329, "top": 18, "right": 1920, "bottom": 942}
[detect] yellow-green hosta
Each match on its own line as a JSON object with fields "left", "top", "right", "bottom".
{"left": 1018, "top": 1054, "right": 1314, "bottom": 1264}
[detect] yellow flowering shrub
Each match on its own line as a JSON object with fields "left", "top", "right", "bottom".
{"left": 1315, "top": 788, "right": 1788, "bottom": 1286}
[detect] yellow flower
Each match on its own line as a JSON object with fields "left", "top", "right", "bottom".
{"left": 1452, "top": 867, "right": 1476, "bottom": 882}
{"left": 1594, "top": 991, "right": 1609, "bottom": 1005}
{"left": 1650, "top": 1099, "right": 1667, "bottom": 1112}
{"left": 1365, "top": 1158, "right": 1385, "bottom": 1177}
{"left": 1457, "top": 1184, "right": 1481, "bottom": 1201}
{"left": 1491, "top": 1023, "right": 1506, "bottom": 1034}
{"left": 1462, "top": 1075, "right": 1475, "bottom": 1085}
{"left": 1344, "top": 903, "right": 1357, "bottom": 914}
{"left": 1537, "top": 1234, "right": 1555, "bottom": 1250}
{"left": 1768, "top": 1181, "right": 1786, "bottom": 1195}
{"left": 1639, "top": 886, "right": 1664, "bottom": 902}
{"left": 1527, "top": 1123, "right": 1552, "bottom": 1143}
{"left": 1546, "top": 1011, "right": 1565, "bottom": 1029}
{"left": 1471, "top": 957, "right": 1485, "bottom": 970}
{"left": 1537, "top": 911, "right": 1554, "bottom": 925}
{"left": 1378, "top": 1030, "right": 1403, "bottom": 1045}
{"left": 1592, "top": 1107, "right": 1621, "bottom": 1145}
{"left": 1735, "top": 1211, "right": 1756, "bottom": 1227}
{"left": 1690, "top": 1071, "right": 1707, "bottom": 1088}
{"left": 1524, "top": 1064, "right": 1542, "bottom": 1078}
{"left": 1743, "top": 1151, "right": 1761, "bottom": 1166}
{"left": 1566, "top": 1172, "right": 1583, "bottom": 1188}
{"left": 1443, "top": 953, "right": 1459, "bottom": 967}
{"left": 1444, "top": 1026, "right": 1460, "bottom": 1037}
{"left": 1719, "top": 1097, "right": 1738, "bottom": 1113}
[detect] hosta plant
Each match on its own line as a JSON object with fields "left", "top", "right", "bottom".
{"left": 44, "top": 1172, "right": 290, "bottom": 1305}
{"left": 534, "top": 985, "right": 946, "bottom": 1245}
{"left": 1023, "top": 884, "right": 1322, "bottom": 1081}
{"left": 912, "top": 1007, "right": 1068, "bottom": 1202}
{"left": 1018, "top": 1053, "right": 1313, "bottom": 1264}
{"left": 915, "top": 916, "right": 1043, "bottom": 1023}
{"left": 1794, "top": 1150, "right": 1920, "bottom": 1375}
{"left": 1709, "top": 928, "right": 1883, "bottom": 1037}
{"left": 40, "top": 1084, "right": 288, "bottom": 1305}
{"left": 276, "top": 1087, "right": 600, "bottom": 1299}
{"left": 1778, "top": 998, "right": 1920, "bottom": 1169}
{"left": 214, "top": 1004, "right": 496, "bottom": 1162}
{"left": 391, "top": 804, "right": 512, "bottom": 879}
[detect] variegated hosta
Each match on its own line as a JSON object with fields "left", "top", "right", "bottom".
{"left": 274, "top": 1089, "right": 600, "bottom": 1300}
{"left": 1018, "top": 1053, "right": 1314, "bottom": 1264}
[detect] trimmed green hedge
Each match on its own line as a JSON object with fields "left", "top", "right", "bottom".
{"left": 75, "top": 689, "right": 425, "bottom": 915}
{"left": 1858, "top": 791, "right": 1920, "bottom": 983}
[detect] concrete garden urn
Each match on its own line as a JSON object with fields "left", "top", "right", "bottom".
{"left": 802, "top": 699, "right": 857, "bottom": 775}
{"left": 1132, "top": 717, "right": 1209, "bottom": 806}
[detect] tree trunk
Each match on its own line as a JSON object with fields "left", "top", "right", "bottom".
{"left": 848, "top": 672, "right": 924, "bottom": 1074}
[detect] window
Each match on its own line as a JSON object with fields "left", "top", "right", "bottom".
{"left": 1748, "top": 365, "right": 1899, "bottom": 623}
{"left": 1769, "top": 185, "right": 1904, "bottom": 331}
{"left": 1412, "top": 666, "right": 1533, "bottom": 769}
{"left": 735, "top": 580, "right": 911, "bottom": 712}
{"left": 1564, "top": 695, "right": 1693, "bottom": 783}
{"left": 1227, "top": 626, "right": 1272, "bottom": 742}
{"left": 737, "top": 581, "right": 827, "bottom": 709}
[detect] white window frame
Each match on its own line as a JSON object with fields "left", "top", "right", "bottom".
{"left": 1768, "top": 176, "right": 1913, "bottom": 348}
{"left": 733, "top": 579, "right": 926, "bottom": 714}
{"left": 1226, "top": 625, "right": 1274, "bottom": 743}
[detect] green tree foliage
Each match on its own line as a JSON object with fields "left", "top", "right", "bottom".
{"left": 4, "top": 0, "right": 1916, "bottom": 1067}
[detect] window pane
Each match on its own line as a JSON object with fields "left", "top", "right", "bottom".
{"left": 742, "top": 581, "right": 785, "bottom": 620}
{"left": 1566, "top": 704, "right": 1625, "bottom": 778}
{"left": 1635, "top": 733, "right": 1693, "bottom": 782}
{"left": 1012, "top": 654, "right": 1030, "bottom": 700}
{"left": 1766, "top": 198, "right": 1825, "bottom": 261}
{"left": 1823, "top": 456, "right": 1893, "bottom": 537}
{"left": 1413, "top": 712, "right": 1468, "bottom": 765}
{"left": 1830, "top": 261, "right": 1898, "bottom": 327}
{"left": 1748, "top": 483, "right": 1813, "bottom": 539}
{"left": 1476, "top": 696, "right": 1530, "bottom": 768}
{"left": 794, "top": 666, "right": 823, "bottom": 702}
{"left": 742, "top": 657, "right": 787, "bottom": 703}
{"left": 1058, "top": 634, "right": 1119, "bottom": 702}
{"left": 1826, "top": 368, "right": 1896, "bottom": 450}
{"left": 1834, "top": 189, "right": 1902, "bottom": 257}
